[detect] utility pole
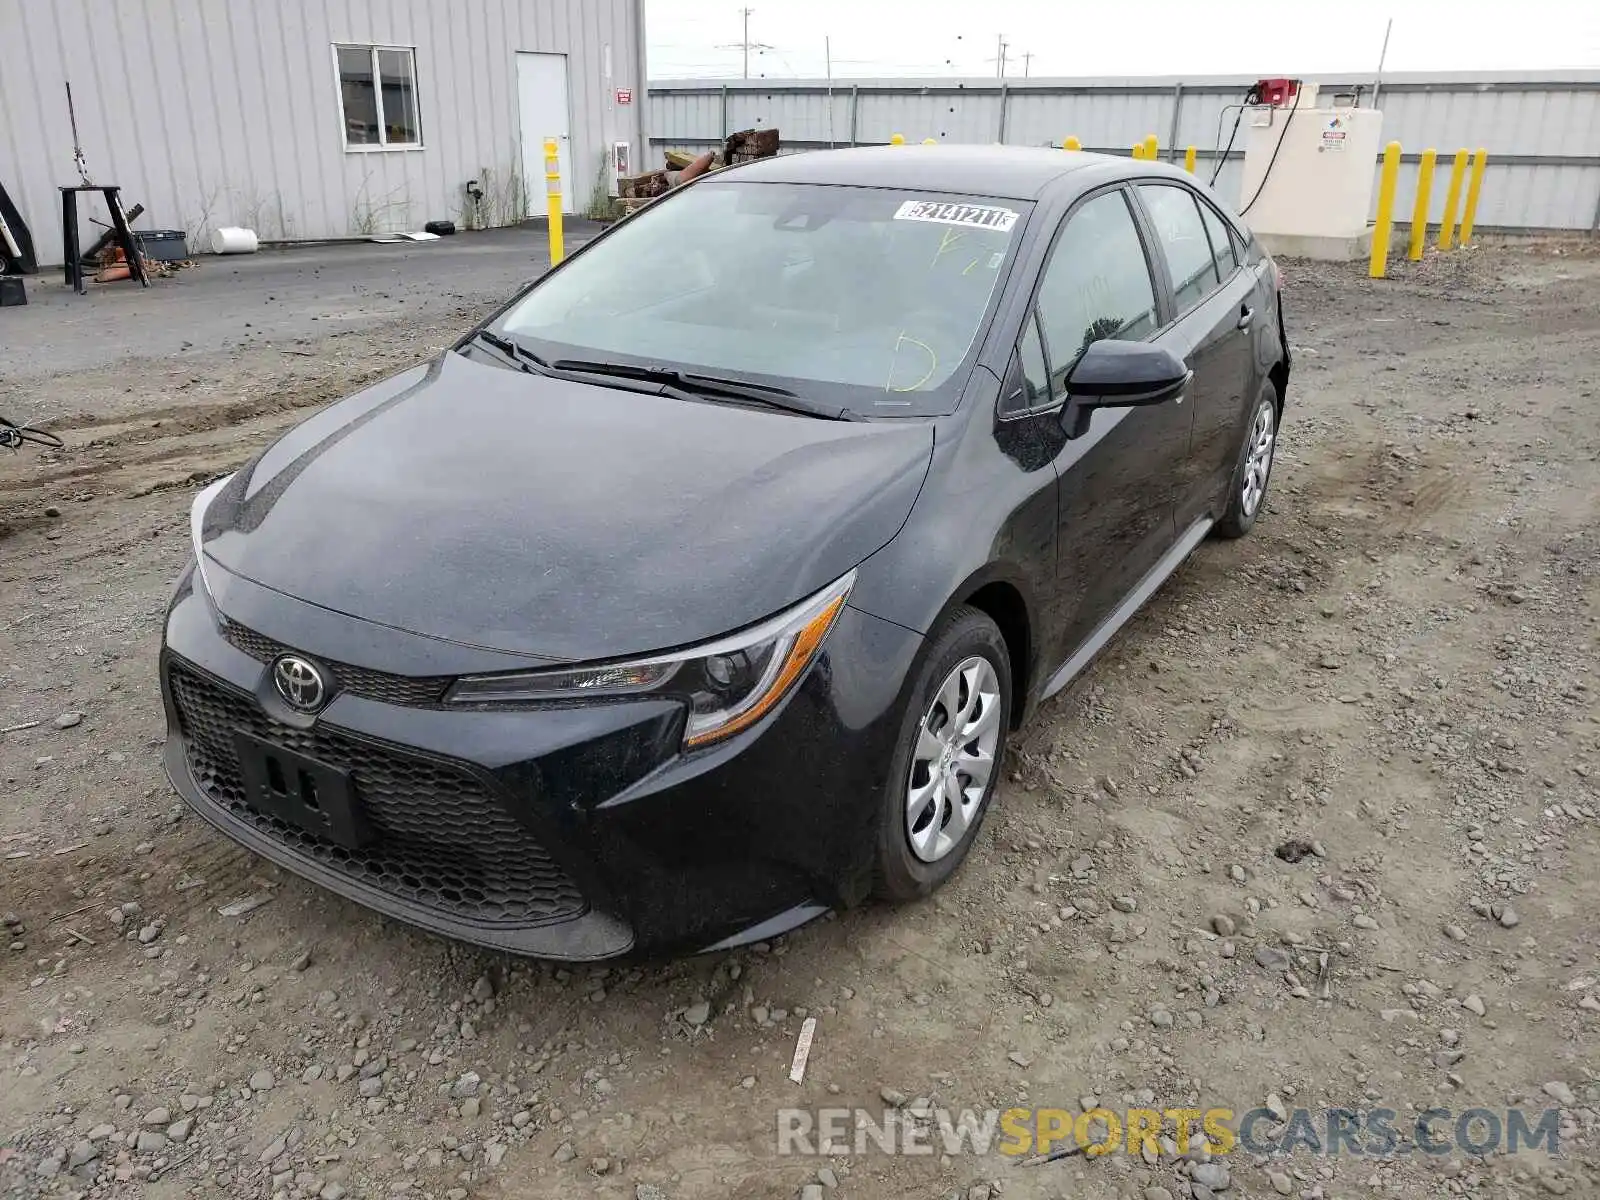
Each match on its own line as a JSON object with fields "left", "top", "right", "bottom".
{"left": 992, "top": 33, "right": 1009, "bottom": 78}
{"left": 719, "top": 8, "right": 773, "bottom": 80}
{"left": 1021, "top": 51, "right": 1032, "bottom": 78}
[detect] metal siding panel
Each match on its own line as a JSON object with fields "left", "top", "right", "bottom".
{"left": 461, "top": 3, "right": 497, "bottom": 195}
{"left": 423, "top": 0, "right": 463, "bottom": 226}
{"left": 220, "top": 0, "right": 273, "bottom": 226}
{"left": 104, "top": 3, "right": 163, "bottom": 216}
{"left": 460, "top": 1, "right": 501, "bottom": 212}
{"left": 1005, "top": 93, "right": 1069, "bottom": 148}
{"left": 307, "top": 0, "right": 354, "bottom": 240}
{"left": 3, "top": 0, "right": 69, "bottom": 267}
{"left": 399, "top": 0, "right": 436, "bottom": 232}
{"left": 279, "top": 0, "right": 326, "bottom": 239}
{"left": 151, "top": 1, "right": 214, "bottom": 244}
{"left": 178, "top": 0, "right": 239, "bottom": 245}
{"left": 244, "top": 1, "right": 311, "bottom": 240}
{"left": 572, "top": 0, "right": 602, "bottom": 209}
{"left": 487, "top": 0, "right": 517, "bottom": 184}
{"left": 59, "top": 3, "right": 137, "bottom": 241}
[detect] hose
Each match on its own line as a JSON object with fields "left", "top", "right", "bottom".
{"left": 0, "top": 415, "right": 64, "bottom": 451}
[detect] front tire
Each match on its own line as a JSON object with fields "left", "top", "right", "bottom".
{"left": 1215, "top": 381, "right": 1279, "bottom": 539}
{"left": 873, "top": 606, "right": 1011, "bottom": 902}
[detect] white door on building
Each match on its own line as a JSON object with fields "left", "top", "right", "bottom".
{"left": 517, "top": 52, "right": 574, "bottom": 217}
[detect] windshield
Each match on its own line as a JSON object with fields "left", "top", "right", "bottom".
{"left": 495, "top": 180, "right": 1029, "bottom": 415}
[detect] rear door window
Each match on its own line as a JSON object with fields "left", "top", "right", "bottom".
{"left": 1138, "top": 183, "right": 1222, "bottom": 313}
{"left": 1196, "top": 198, "right": 1238, "bottom": 282}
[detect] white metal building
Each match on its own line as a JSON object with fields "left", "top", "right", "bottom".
{"left": 1, "top": 0, "right": 648, "bottom": 267}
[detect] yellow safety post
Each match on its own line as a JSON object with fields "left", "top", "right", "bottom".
{"left": 1063, "top": 135, "right": 1081, "bottom": 151}
{"left": 1131, "top": 143, "right": 1144, "bottom": 160}
{"left": 1143, "top": 134, "right": 1159, "bottom": 161}
{"left": 1184, "top": 145, "right": 1196, "bottom": 173}
{"left": 1459, "top": 148, "right": 1489, "bottom": 245}
{"left": 890, "top": 133, "right": 905, "bottom": 145}
{"left": 1407, "top": 148, "right": 1437, "bottom": 261}
{"left": 1368, "top": 140, "right": 1402, "bottom": 279}
{"left": 543, "top": 138, "right": 564, "bottom": 266}
{"left": 1437, "top": 148, "right": 1469, "bottom": 249}
{"left": 923, "top": 137, "right": 937, "bottom": 144}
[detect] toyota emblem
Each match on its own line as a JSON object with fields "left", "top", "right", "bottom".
{"left": 273, "top": 655, "right": 328, "bottom": 713}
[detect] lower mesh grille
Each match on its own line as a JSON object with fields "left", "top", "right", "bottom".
{"left": 168, "top": 662, "right": 586, "bottom": 926}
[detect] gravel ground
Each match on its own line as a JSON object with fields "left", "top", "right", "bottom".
{"left": 1, "top": 237, "right": 1598, "bottom": 1200}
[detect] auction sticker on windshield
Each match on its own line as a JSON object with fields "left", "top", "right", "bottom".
{"left": 893, "top": 200, "right": 1019, "bottom": 232}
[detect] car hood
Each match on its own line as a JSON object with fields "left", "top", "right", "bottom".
{"left": 201, "top": 351, "right": 933, "bottom": 662}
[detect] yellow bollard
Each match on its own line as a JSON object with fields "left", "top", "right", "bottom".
{"left": 1408, "top": 148, "right": 1437, "bottom": 261}
{"left": 544, "top": 138, "right": 564, "bottom": 266}
{"left": 1063, "top": 136, "right": 1081, "bottom": 151}
{"left": 1143, "top": 134, "right": 1159, "bottom": 161}
{"left": 1131, "top": 143, "right": 1144, "bottom": 160}
{"left": 1458, "top": 148, "right": 1489, "bottom": 246}
{"left": 923, "top": 137, "right": 937, "bottom": 144}
{"left": 1437, "top": 148, "right": 1469, "bottom": 249}
{"left": 890, "top": 133, "right": 905, "bottom": 145}
{"left": 1184, "top": 145, "right": 1196, "bottom": 174}
{"left": 1368, "top": 141, "right": 1402, "bottom": 279}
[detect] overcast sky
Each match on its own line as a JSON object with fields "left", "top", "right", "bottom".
{"left": 646, "top": 0, "right": 1600, "bottom": 79}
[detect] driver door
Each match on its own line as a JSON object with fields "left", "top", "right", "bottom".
{"left": 1020, "top": 187, "right": 1194, "bottom": 668}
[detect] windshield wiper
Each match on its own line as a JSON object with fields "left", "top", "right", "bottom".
{"left": 464, "top": 329, "right": 553, "bottom": 375}
{"left": 549, "top": 358, "right": 852, "bottom": 420}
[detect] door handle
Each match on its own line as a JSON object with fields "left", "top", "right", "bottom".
{"left": 1237, "top": 306, "right": 1255, "bottom": 331}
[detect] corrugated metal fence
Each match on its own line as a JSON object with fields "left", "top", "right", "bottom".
{"left": 647, "top": 71, "right": 1600, "bottom": 233}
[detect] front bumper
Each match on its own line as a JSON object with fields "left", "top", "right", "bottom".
{"left": 159, "top": 566, "right": 923, "bottom": 961}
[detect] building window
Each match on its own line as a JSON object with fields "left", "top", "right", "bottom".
{"left": 335, "top": 45, "right": 421, "bottom": 149}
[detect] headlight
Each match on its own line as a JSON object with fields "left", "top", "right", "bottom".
{"left": 446, "top": 571, "right": 855, "bottom": 748}
{"left": 189, "top": 474, "right": 233, "bottom": 597}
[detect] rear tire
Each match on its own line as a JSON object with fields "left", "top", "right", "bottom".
{"left": 873, "top": 606, "right": 1011, "bottom": 902}
{"left": 1215, "top": 380, "right": 1280, "bottom": 539}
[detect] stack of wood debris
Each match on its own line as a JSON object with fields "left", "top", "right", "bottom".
{"left": 78, "top": 204, "right": 196, "bottom": 281}
{"left": 617, "top": 128, "right": 780, "bottom": 214}
{"left": 93, "top": 245, "right": 195, "bottom": 281}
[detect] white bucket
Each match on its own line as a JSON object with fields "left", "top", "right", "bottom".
{"left": 210, "top": 226, "right": 259, "bottom": 254}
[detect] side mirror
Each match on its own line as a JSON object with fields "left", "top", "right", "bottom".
{"left": 1060, "top": 340, "right": 1191, "bottom": 437}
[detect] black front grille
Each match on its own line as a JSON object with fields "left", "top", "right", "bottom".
{"left": 169, "top": 663, "right": 586, "bottom": 926}
{"left": 222, "top": 621, "right": 452, "bottom": 708}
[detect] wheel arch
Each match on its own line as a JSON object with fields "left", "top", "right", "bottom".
{"left": 939, "top": 570, "right": 1037, "bottom": 730}
{"left": 1268, "top": 359, "right": 1289, "bottom": 412}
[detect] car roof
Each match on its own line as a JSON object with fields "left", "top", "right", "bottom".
{"left": 720, "top": 144, "right": 1172, "bottom": 201}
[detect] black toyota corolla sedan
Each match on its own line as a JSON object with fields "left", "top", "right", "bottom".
{"left": 161, "top": 145, "right": 1289, "bottom": 961}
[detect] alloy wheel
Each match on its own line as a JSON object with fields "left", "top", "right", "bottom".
{"left": 1241, "top": 401, "right": 1276, "bottom": 517}
{"left": 905, "top": 656, "right": 1002, "bottom": 863}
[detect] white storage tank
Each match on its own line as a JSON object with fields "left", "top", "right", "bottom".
{"left": 1236, "top": 83, "right": 1385, "bottom": 261}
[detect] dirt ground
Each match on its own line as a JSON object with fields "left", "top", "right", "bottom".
{"left": 2, "top": 236, "right": 1598, "bottom": 1200}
